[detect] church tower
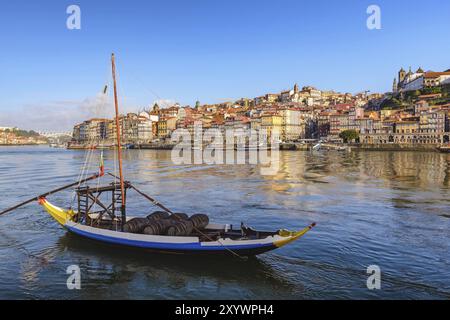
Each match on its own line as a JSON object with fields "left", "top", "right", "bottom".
{"left": 398, "top": 68, "right": 406, "bottom": 83}
{"left": 294, "top": 83, "right": 299, "bottom": 94}
{"left": 393, "top": 78, "right": 397, "bottom": 93}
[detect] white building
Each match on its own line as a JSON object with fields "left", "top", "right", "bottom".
{"left": 402, "top": 76, "right": 424, "bottom": 92}
{"left": 279, "top": 108, "right": 305, "bottom": 141}
{"left": 395, "top": 67, "right": 450, "bottom": 92}
{"left": 137, "top": 117, "right": 153, "bottom": 142}
{"left": 423, "top": 72, "right": 450, "bottom": 87}
{"left": 139, "top": 111, "right": 159, "bottom": 122}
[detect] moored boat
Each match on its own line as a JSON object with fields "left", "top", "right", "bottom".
{"left": 437, "top": 145, "right": 450, "bottom": 153}
{"left": 39, "top": 197, "right": 314, "bottom": 256}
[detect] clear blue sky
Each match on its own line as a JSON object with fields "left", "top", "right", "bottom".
{"left": 0, "top": 0, "right": 449, "bottom": 130}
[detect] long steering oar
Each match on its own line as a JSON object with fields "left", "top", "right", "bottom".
{"left": 0, "top": 173, "right": 101, "bottom": 217}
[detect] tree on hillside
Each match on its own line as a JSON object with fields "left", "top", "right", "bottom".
{"left": 422, "top": 87, "right": 442, "bottom": 95}
{"left": 339, "top": 130, "right": 359, "bottom": 143}
{"left": 442, "top": 84, "right": 450, "bottom": 94}
{"left": 380, "top": 97, "right": 403, "bottom": 110}
{"left": 13, "top": 129, "right": 40, "bottom": 138}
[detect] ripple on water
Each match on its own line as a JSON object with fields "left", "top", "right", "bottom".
{"left": 0, "top": 147, "right": 449, "bottom": 299}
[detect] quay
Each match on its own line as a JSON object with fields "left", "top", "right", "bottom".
{"left": 65, "top": 141, "right": 450, "bottom": 153}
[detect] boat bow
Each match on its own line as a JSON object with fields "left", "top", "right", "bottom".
{"left": 274, "top": 223, "right": 316, "bottom": 248}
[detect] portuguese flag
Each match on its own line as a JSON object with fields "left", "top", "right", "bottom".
{"left": 99, "top": 153, "right": 105, "bottom": 177}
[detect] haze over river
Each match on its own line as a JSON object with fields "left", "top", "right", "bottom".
{"left": 0, "top": 146, "right": 449, "bottom": 299}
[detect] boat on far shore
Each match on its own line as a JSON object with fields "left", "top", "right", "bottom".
{"left": 67, "top": 143, "right": 96, "bottom": 150}
{"left": 49, "top": 143, "right": 67, "bottom": 148}
{"left": 436, "top": 145, "right": 450, "bottom": 153}
{"left": 67, "top": 143, "right": 134, "bottom": 150}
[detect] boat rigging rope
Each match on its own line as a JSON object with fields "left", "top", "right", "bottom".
{"left": 70, "top": 68, "right": 111, "bottom": 210}
{"left": 91, "top": 151, "right": 104, "bottom": 224}
{"left": 70, "top": 142, "right": 95, "bottom": 209}
{"left": 122, "top": 68, "right": 163, "bottom": 102}
{"left": 93, "top": 78, "right": 110, "bottom": 200}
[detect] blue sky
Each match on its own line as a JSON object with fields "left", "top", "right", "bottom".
{"left": 0, "top": 0, "right": 449, "bottom": 130}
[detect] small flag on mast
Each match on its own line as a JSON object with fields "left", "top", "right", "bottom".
{"left": 99, "top": 153, "right": 105, "bottom": 177}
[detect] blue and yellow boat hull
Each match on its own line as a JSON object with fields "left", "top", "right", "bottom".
{"left": 39, "top": 198, "right": 315, "bottom": 256}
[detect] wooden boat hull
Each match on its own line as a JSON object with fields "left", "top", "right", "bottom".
{"left": 39, "top": 198, "right": 314, "bottom": 257}
{"left": 66, "top": 224, "right": 278, "bottom": 256}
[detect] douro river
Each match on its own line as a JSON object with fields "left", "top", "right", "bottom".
{"left": 0, "top": 146, "right": 449, "bottom": 299}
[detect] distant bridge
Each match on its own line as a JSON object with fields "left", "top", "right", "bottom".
{"left": 37, "top": 131, "right": 72, "bottom": 138}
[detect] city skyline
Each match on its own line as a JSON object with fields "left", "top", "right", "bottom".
{"left": 1, "top": 0, "right": 450, "bottom": 131}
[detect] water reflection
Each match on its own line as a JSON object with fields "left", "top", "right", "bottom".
{"left": 55, "top": 233, "right": 302, "bottom": 299}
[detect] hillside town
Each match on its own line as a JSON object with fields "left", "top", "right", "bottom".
{"left": 68, "top": 67, "right": 450, "bottom": 150}
{"left": 0, "top": 127, "right": 48, "bottom": 145}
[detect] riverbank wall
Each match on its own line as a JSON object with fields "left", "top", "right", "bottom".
{"left": 0, "top": 143, "right": 45, "bottom": 146}
{"left": 351, "top": 143, "right": 440, "bottom": 152}
{"left": 64, "top": 142, "right": 445, "bottom": 153}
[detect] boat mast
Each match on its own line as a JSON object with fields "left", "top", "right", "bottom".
{"left": 111, "top": 53, "right": 126, "bottom": 228}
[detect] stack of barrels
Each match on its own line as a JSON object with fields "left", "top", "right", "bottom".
{"left": 123, "top": 211, "right": 209, "bottom": 237}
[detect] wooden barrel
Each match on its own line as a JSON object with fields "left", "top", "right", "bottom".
{"left": 167, "top": 220, "right": 194, "bottom": 236}
{"left": 147, "top": 211, "right": 170, "bottom": 220}
{"left": 168, "top": 213, "right": 189, "bottom": 221}
{"left": 189, "top": 214, "right": 209, "bottom": 230}
{"left": 143, "top": 219, "right": 173, "bottom": 235}
{"left": 123, "top": 218, "right": 150, "bottom": 234}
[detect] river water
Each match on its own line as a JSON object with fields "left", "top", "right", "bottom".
{"left": 0, "top": 146, "right": 449, "bottom": 299}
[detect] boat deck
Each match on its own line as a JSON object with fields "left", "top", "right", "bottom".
{"left": 83, "top": 216, "right": 278, "bottom": 242}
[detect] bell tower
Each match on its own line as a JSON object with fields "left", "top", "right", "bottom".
{"left": 398, "top": 68, "right": 406, "bottom": 83}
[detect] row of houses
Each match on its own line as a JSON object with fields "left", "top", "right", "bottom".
{"left": 251, "top": 84, "right": 378, "bottom": 108}
{"left": 72, "top": 104, "right": 318, "bottom": 145}
{"left": 321, "top": 101, "right": 450, "bottom": 145}
{"left": 71, "top": 70, "right": 450, "bottom": 146}
{"left": 0, "top": 127, "right": 47, "bottom": 145}
{"left": 72, "top": 98, "right": 450, "bottom": 146}
{"left": 70, "top": 81, "right": 383, "bottom": 146}
{"left": 73, "top": 113, "right": 159, "bottom": 144}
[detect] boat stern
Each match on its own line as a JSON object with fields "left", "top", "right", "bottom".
{"left": 38, "top": 198, "right": 75, "bottom": 226}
